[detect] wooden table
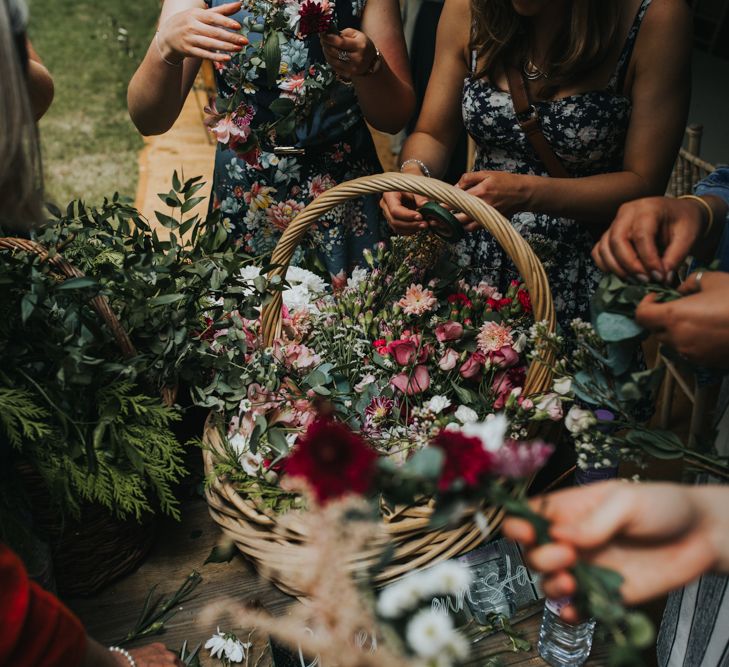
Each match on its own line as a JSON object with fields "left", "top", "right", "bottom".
{"left": 69, "top": 499, "right": 607, "bottom": 666}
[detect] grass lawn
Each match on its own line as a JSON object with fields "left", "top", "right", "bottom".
{"left": 28, "top": 0, "right": 160, "bottom": 206}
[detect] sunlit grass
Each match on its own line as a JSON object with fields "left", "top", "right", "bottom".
{"left": 28, "top": 0, "right": 159, "bottom": 205}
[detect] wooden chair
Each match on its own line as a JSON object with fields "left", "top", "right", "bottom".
{"left": 656, "top": 124, "right": 719, "bottom": 447}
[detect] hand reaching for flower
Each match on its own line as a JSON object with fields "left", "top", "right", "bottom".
{"left": 321, "top": 29, "right": 379, "bottom": 79}
{"left": 156, "top": 1, "right": 247, "bottom": 65}
{"left": 502, "top": 481, "right": 729, "bottom": 622}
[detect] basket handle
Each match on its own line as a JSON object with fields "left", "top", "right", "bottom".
{"left": 0, "top": 237, "right": 136, "bottom": 358}
{"left": 261, "top": 173, "right": 556, "bottom": 395}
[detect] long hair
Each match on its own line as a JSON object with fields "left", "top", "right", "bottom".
{"left": 471, "top": 1, "right": 621, "bottom": 98}
{"left": 0, "top": 0, "right": 44, "bottom": 232}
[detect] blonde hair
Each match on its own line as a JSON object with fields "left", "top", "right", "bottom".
{"left": 0, "top": 0, "right": 44, "bottom": 231}
{"left": 470, "top": 0, "right": 620, "bottom": 99}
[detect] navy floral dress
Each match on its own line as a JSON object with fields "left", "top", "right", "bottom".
{"left": 205, "top": 0, "right": 384, "bottom": 284}
{"left": 460, "top": 0, "right": 652, "bottom": 328}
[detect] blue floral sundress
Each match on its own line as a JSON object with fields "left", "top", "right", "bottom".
{"left": 460, "top": 0, "right": 652, "bottom": 328}
{"left": 205, "top": 0, "right": 384, "bottom": 282}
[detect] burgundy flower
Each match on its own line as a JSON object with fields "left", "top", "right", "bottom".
{"left": 298, "top": 0, "right": 334, "bottom": 37}
{"left": 432, "top": 430, "right": 495, "bottom": 491}
{"left": 284, "top": 418, "right": 378, "bottom": 504}
{"left": 435, "top": 321, "right": 464, "bottom": 343}
{"left": 491, "top": 366, "right": 526, "bottom": 410}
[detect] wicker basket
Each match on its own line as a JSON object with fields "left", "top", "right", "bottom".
{"left": 1, "top": 236, "right": 171, "bottom": 596}
{"left": 202, "top": 173, "right": 557, "bottom": 596}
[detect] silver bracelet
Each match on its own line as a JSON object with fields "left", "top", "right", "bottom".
{"left": 109, "top": 646, "right": 138, "bottom": 667}
{"left": 155, "top": 31, "right": 183, "bottom": 68}
{"left": 400, "top": 158, "right": 431, "bottom": 178}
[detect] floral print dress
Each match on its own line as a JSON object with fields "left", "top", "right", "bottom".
{"left": 460, "top": 0, "right": 652, "bottom": 328}
{"left": 205, "top": 0, "right": 384, "bottom": 284}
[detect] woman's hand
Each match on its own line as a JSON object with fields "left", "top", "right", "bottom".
{"left": 157, "top": 1, "right": 246, "bottom": 64}
{"left": 634, "top": 270, "right": 729, "bottom": 368}
{"left": 380, "top": 190, "right": 430, "bottom": 236}
{"left": 591, "top": 197, "right": 709, "bottom": 284}
{"left": 320, "top": 29, "right": 377, "bottom": 79}
{"left": 454, "top": 171, "right": 532, "bottom": 229}
{"left": 502, "top": 481, "right": 729, "bottom": 622}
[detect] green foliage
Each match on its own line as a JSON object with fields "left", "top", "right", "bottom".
{"left": 0, "top": 175, "right": 257, "bottom": 520}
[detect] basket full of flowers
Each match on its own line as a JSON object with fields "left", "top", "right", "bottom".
{"left": 201, "top": 173, "right": 557, "bottom": 595}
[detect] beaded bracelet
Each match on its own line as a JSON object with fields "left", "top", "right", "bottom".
{"left": 678, "top": 194, "right": 714, "bottom": 239}
{"left": 400, "top": 158, "right": 431, "bottom": 178}
{"left": 109, "top": 646, "right": 138, "bottom": 667}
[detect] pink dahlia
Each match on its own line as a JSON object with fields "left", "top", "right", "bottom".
{"left": 477, "top": 322, "right": 514, "bottom": 354}
{"left": 398, "top": 283, "right": 438, "bottom": 316}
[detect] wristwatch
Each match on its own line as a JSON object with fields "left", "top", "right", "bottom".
{"left": 364, "top": 46, "right": 382, "bottom": 76}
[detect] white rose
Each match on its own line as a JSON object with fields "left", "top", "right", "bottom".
{"left": 427, "top": 395, "right": 452, "bottom": 415}
{"left": 536, "top": 393, "right": 563, "bottom": 421}
{"left": 565, "top": 406, "right": 596, "bottom": 434}
{"left": 553, "top": 377, "right": 573, "bottom": 395}
{"left": 460, "top": 413, "right": 508, "bottom": 452}
{"left": 454, "top": 405, "right": 478, "bottom": 424}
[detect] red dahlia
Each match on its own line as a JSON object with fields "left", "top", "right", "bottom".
{"left": 284, "top": 418, "right": 378, "bottom": 504}
{"left": 432, "top": 430, "right": 495, "bottom": 492}
{"left": 298, "top": 1, "right": 334, "bottom": 38}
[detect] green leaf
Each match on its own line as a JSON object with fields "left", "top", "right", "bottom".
{"left": 625, "top": 612, "right": 655, "bottom": 649}
{"left": 149, "top": 293, "right": 186, "bottom": 306}
{"left": 181, "top": 197, "right": 206, "bottom": 214}
{"left": 155, "top": 212, "right": 179, "bottom": 229}
{"left": 263, "top": 30, "right": 281, "bottom": 87}
{"left": 172, "top": 171, "right": 182, "bottom": 192}
{"left": 451, "top": 381, "right": 476, "bottom": 405}
{"left": 204, "top": 540, "right": 237, "bottom": 565}
{"left": 269, "top": 97, "right": 295, "bottom": 117}
{"left": 56, "top": 276, "right": 98, "bottom": 291}
{"left": 267, "top": 428, "right": 290, "bottom": 455}
{"left": 404, "top": 447, "right": 444, "bottom": 479}
{"left": 595, "top": 312, "right": 644, "bottom": 342}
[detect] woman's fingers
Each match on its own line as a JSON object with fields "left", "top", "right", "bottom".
{"left": 195, "top": 22, "right": 247, "bottom": 46}
{"left": 191, "top": 34, "right": 244, "bottom": 53}
{"left": 593, "top": 234, "right": 630, "bottom": 279}
{"left": 209, "top": 1, "right": 244, "bottom": 16}
{"left": 501, "top": 517, "right": 537, "bottom": 546}
{"left": 541, "top": 571, "right": 578, "bottom": 600}
{"left": 187, "top": 45, "right": 232, "bottom": 62}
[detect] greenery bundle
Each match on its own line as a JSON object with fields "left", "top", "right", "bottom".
{"left": 0, "top": 175, "right": 257, "bottom": 522}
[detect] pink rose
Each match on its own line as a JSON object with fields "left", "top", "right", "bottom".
{"left": 438, "top": 348, "right": 460, "bottom": 371}
{"left": 284, "top": 343, "right": 321, "bottom": 370}
{"left": 435, "top": 321, "right": 464, "bottom": 343}
{"left": 459, "top": 351, "right": 486, "bottom": 380}
{"left": 488, "top": 345, "right": 520, "bottom": 369}
{"left": 491, "top": 371, "right": 517, "bottom": 410}
{"left": 391, "top": 365, "right": 431, "bottom": 395}
{"left": 389, "top": 339, "right": 418, "bottom": 366}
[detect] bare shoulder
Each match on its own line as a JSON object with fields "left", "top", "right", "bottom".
{"left": 640, "top": 0, "right": 692, "bottom": 38}
{"left": 439, "top": 0, "right": 472, "bottom": 60}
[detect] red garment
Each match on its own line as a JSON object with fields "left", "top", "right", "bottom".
{"left": 0, "top": 544, "right": 86, "bottom": 667}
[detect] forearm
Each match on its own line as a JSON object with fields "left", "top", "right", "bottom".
{"left": 127, "top": 42, "right": 197, "bottom": 136}
{"left": 81, "top": 639, "right": 125, "bottom": 667}
{"left": 691, "top": 485, "right": 729, "bottom": 574}
{"left": 398, "top": 129, "right": 458, "bottom": 179}
{"left": 525, "top": 170, "right": 661, "bottom": 225}
{"left": 353, "top": 66, "right": 415, "bottom": 134}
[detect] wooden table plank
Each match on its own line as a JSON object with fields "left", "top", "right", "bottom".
{"left": 69, "top": 498, "right": 607, "bottom": 666}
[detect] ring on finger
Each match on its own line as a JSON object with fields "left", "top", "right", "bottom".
{"left": 337, "top": 49, "right": 350, "bottom": 62}
{"left": 695, "top": 271, "right": 704, "bottom": 291}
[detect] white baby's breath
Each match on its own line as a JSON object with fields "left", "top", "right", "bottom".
{"left": 406, "top": 609, "right": 457, "bottom": 659}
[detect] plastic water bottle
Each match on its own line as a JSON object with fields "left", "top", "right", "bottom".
{"left": 538, "top": 414, "right": 619, "bottom": 666}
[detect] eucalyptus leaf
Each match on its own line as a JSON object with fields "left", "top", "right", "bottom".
{"left": 595, "top": 312, "right": 644, "bottom": 342}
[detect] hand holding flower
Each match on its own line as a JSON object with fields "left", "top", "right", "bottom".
{"left": 320, "top": 28, "right": 378, "bottom": 79}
